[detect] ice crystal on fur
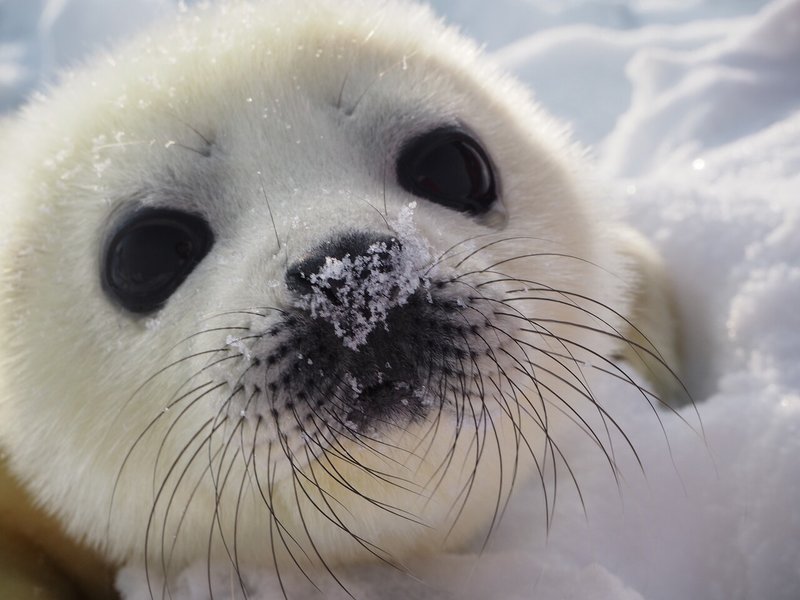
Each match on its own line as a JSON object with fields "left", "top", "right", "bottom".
{"left": 226, "top": 335, "right": 252, "bottom": 362}
{"left": 296, "top": 203, "right": 431, "bottom": 349}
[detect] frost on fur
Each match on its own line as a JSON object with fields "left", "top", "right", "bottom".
{"left": 294, "top": 203, "right": 431, "bottom": 350}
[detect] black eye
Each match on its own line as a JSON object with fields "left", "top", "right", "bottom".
{"left": 102, "top": 208, "right": 214, "bottom": 314}
{"left": 396, "top": 127, "right": 497, "bottom": 214}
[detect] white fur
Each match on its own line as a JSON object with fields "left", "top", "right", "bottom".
{"left": 0, "top": 0, "right": 669, "bottom": 595}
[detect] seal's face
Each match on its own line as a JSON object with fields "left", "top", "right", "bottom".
{"left": 0, "top": 0, "right": 632, "bottom": 579}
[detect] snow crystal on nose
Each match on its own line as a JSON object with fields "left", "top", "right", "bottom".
{"left": 296, "top": 203, "right": 431, "bottom": 350}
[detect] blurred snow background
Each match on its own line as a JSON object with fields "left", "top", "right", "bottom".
{"left": 2, "top": 0, "right": 799, "bottom": 598}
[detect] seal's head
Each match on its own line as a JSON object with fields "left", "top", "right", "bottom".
{"left": 0, "top": 0, "right": 653, "bottom": 587}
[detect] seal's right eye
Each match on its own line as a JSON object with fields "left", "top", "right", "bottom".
{"left": 102, "top": 208, "right": 214, "bottom": 314}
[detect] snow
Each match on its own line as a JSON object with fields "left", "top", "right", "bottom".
{"left": 294, "top": 203, "right": 431, "bottom": 350}
{"left": 0, "top": 0, "right": 173, "bottom": 111}
{"left": 3, "top": 0, "right": 799, "bottom": 598}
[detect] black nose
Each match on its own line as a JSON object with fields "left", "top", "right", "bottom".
{"left": 285, "top": 231, "right": 401, "bottom": 297}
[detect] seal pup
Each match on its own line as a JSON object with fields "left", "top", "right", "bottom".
{"left": 0, "top": 0, "right": 681, "bottom": 597}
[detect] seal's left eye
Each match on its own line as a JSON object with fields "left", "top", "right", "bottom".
{"left": 102, "top": 208, "right": 214, "bottom": 314}
{"left": 396, "top": 127, "right": 497, "bottom": 215}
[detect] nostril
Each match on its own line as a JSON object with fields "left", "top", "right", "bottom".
{"left": 285, "top": 231, "right": 401, "bottom": 297}
{"left": 285, "top": 262, "right": 315, "bottom": 295}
